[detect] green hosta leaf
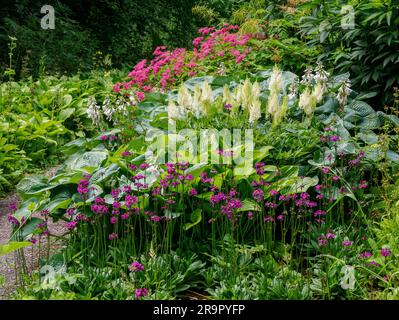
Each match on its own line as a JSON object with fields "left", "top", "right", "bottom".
{"left": 43, "top": 192, "right": 72, "bottom": 213}
{"left": 336, "top": 141, "right": 356, "bottom": 155}
{"left": 184, "top": 163, "right": 208, "bottom": 179}
{"left": 195, "top": 192, "right": 212, "bottom": 201}
{"left": 233, "top": 163, "right": 255, "bottom": 177}
{"left": 387, "top": 150, "right": 399, "bottom": 163}
{"left": 11, "top": 217, "right": 44, "bottom": 241}
{"left": 17, "top": 175, "right": 54, "bottom": 195}
{"left": 0, "top": 241, "right": 32, "bottom": 256}
{"left": 358, "top": 113, "right": 381, "bottom": 130}
{"left": 65, "top": 150, "right": 108, "bottom": 171}
{"left": 183, "top": 209, "right": 202, "bottom": 231}
{"left": 316, "top": 98, "right": 338, "bottom": 115}
{"left": 90, "top": 163, "right": 120, "bottom": 184}
{"left": 348, "top": 101, "right": 375, "bottom": 117}
{"left": 59, "top": 108, "right": 75, "bottom": 121}
{"left": 356, "top": 132, "right": 379, "bottom": 145}
{"left": 237, "top": 199, "right": 262, "bottom": 212}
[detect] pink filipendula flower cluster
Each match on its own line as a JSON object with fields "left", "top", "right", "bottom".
{"left": 114, "top": 25, "right": 253, "bottom": 96}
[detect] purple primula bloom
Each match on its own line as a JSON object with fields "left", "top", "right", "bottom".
{"left": 125, "top": 195, "right": 138, "bottom": 208}
{"left": 189, "top": 188, "right": 198, "bottom": 196}
{"left": 330, "top": 135, "right": 340, "bottom": 142}
{"left": 66, "top": 208, "right": 76, "bottom": 216}
{"left": 8, "top": 203, "right": 18, "bottom": 212}
{"left": 314, "top": 210, "right": 326, "bottom": 217}
{"left": 185, "top": 174, "right": 194, "bottom": 181}
{"left": 139, "top": 163, "right": 149, "bottom": 170}
{"left": 253, "top": 189, "right": 264, "bottom": 202}
{"left": 100, "top": 135, "right": 108, "bottom": 141}
{"left": 108, "top": 233, "right": 118, "bottom": 240}
{"left": 110, "top": 216, "right": 118, "bottom": 224}
{"left": 269, "top": 190, "right": 278, "bottom": 196}
{"left": 7, "top": 215, "right": 20, "bottom": 227}
{"left": 318, "top": 237, "right": 328, "bottom": 246}
{"left": 122, "top": 151, "right": 132, "bottom": 157}
{"left": 326, "top": 233, "right": 336, "bottom": 239}
{"left": 121, "top": 213, "right": 130, "bottom": 220}
{"left": 129, "top": 164, "right": 137, "bottom": 171}
{"left": 359, "top": 251, "right": 373, "bottom": 259}
{"left": 135, "top": 288, "right": 149, "bottom": 299}
{"left": 224, "top": 103, "right": 232, "bottom": 110}
{"left": 332, "top": 175, "right": 340, "bottom": 182}
{"left": 129, "top": 261, "right": 145, "bottom": 272}
{"left": 264, "top": 216, "right": 275, "bottom": 223}
{"left": 381, "top": 248, "right": 391, "bottom": 257}
{"left": 321, "top": 167, "right": 329, "bottom": 174}
{"left": 66, "top": 221, "right": 78, "bottom": 230}
{"left": 342, "top": 240, "right": 353, "bottom": 247}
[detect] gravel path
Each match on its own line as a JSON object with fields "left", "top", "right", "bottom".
{"left": 0, "top": 166, "right": 66, "bottom": 300}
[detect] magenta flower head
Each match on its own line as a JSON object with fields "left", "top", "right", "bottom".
{"left": 321, "top": 167, "right": 330, "bottom": 174}
{"left": 359, "top": 251, "right": 372, "bottom": 259}
{"left": 326, "top": 232, "right": 336, "bottom": 239}
{"left": 189, "top": 188, "right": 198, "bottom": 196}
{"left": 224, "top": 103, "right": 232, "bottom": 110}
{"left": 7, "top": 215, "right": 20, "bottom": 227}
{"left": 269, "top": 190, "right": 278, "bottom": 196}
{"left": 8, "top": 202, "right": 18, "bottom": 212}
{"left": 381, "top": 248, "right": 391, "bottom": 257}
{"left": 330, "top": 135, "right": 340, "bottom": 142}
{"left": 66, "top": 221, "right": 78, "bottom": 230}
{"left": 100, "top": 135, "right": 108, "bottom": 141}
{"left": 122, "top": 151, "right": 132, "bottom": 157}
{"left": 135, "top": 288, "right": 149, "bottom": 299}
{"left": 108, "top": 233, "right": 118, "bottom": 241}
{"left": 139, "top": 163, "right": 149, "bottom": 170}
{"left": 110, "top": 216, "right": 118, "bottom": 224}
{"left": 129, "top": 261, "right": 145, "bottom": 272}
{"left": 342, "top": 240, "right": 353, "bottom": 247}
{"left": 253, "top": 189, "right": 264, "bottom": 202}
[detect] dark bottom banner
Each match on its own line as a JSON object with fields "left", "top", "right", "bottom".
{"left": 0, "top": 300, "right": 396, "bottom": 318}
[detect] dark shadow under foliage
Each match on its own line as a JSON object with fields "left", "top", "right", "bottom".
{"left": 0, "top": 0, "right": 199, "bottom": 79}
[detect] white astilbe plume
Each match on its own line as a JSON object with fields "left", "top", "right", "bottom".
{"left": 177, "top": 84, "right": 193, "bottom": 112}
{"left": 312, "top": 82, "right": 326, "bottom": 103}
{"left": 272, "top": 95, "right": 288, "bottom": 127}
{"left": 168, "top": 100, "right": 179, "bottom": 121}
{"left": 241, "top": 78, "right": 253, "bottom": 111}
{"left": 192, "top": 84, "right": 202, "bottom": 118}
{"left": 223, "top": 84, "right": 234, "bottom": 106}
{"left": 267, "top": 67, "right": 283, "bottom": 116}
{"left": 200, "top": 81, "right": 213, "bottom": 115}
{"left": 299, "top": 87, "right": 317, "bottom": 116}
{"left": 248, "top": 81, "right": 261, "bottom": 124}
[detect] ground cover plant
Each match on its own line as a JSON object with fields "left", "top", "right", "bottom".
{"left": 1, "top": 1, "right": 399, "bottom": 301}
